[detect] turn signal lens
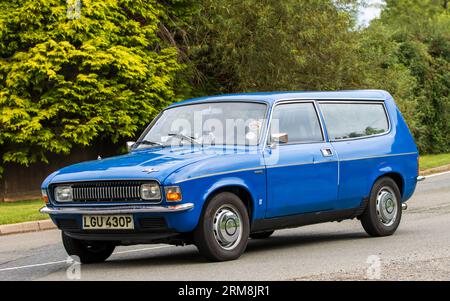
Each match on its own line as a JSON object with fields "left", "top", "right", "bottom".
{"left": 41, "top": 189, "right": 49, "bottom": 204}
{"left": 165, "top": 186, "right": 182, "bottom": 202}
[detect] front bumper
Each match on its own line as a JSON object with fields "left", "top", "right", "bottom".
{"left": 40, "top": 203, "right": 194, "bottom": 215}
{"left": 40, "top": 203, "right": 198, "bottom": 238}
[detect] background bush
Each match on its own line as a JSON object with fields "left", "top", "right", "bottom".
{"left": 0, "top": 0, "right": 186, "bottom": 174}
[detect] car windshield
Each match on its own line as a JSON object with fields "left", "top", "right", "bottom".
{"left": 136, "top": 102, "right": 267, "bottom": 148}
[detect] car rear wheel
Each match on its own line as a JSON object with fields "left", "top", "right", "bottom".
{"left": 62, "top": 232, "right": 115, "bottom": 264}
{"left": 194, "top": 192, "right": 250, "bottom": 261}
{"left": 360, "top": 177, "right": 402, "bottom": 237}
{"left": 250, "top": 231, "right": 274, "bottom": 239}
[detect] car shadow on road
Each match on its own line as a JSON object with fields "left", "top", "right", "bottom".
{"left": 245, "top": 230, "right": 368, "bottom": 254}
{"left": 101, "top": 230, "right": 369, "bottom": 268}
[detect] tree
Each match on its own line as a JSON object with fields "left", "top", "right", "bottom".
{"left": 354, "top": 23, "right": 421, "bottom": 143}
{"left": 184, "top": 0, "right": 364, "bottom": 94}
{"left": 371, "top": 0, "right": 450, "bottom": 153}
{"left": 182, "top": 0, "right": 448, "bottom": 153}
{"left": 0, "top": 0, "right": 188, "bottom": 174}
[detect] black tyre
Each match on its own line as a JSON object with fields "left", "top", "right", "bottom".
{"left": 62, "top": 232, "right": 115, "bottom": 264}
{"left": 360, "top": 177, "right": 402, "bottom": 237}
{"left": 250, "top": 231, "right": 274, "bottom": 239}
{"left": 194, "top": 192, "right": 250, "bottom": 261}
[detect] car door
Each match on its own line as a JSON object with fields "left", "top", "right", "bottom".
{"left": 319, "top": 101, "right": 391, "bottom": 210}
{"left": 264, "top": 101, "right": 339, "bottom": 218}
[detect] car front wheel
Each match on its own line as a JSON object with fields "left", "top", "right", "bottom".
{"left": 62, "top": 232, "right": 115, "bottom": 264}
{"left": 194, "top": 192, "right": 250, "bottom": 261}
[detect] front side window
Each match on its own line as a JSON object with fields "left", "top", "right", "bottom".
{"left": 137, "top": 102, "right": 267, "bottom": 148}
{"left": 270, "top": 102, "right": 323, "bottom": 144}
{"left": 320, "top": 102, "right": 389, "bottom": 140}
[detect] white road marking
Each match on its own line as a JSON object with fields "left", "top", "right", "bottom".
{"left": 0, "top": 245, "right": 174, "bottom": 272}
{"left": 113, "top": 245, "right": 173, "bottom": 255}
{"left": 425, "top": 170, "right": 450, "bottom": 178}
{"left": 0, "top": 260, "right": 67, "bottom": 272}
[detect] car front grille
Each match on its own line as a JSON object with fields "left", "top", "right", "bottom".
{"left": 72, "top": 182, "right": 141, "bottom": 202}
{"left": 51, "top": 181, "right": 159, "bottom": 203}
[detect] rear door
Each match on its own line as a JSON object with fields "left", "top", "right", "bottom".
{"left": 264, "top": 101, "right": 339, "bottom": 218}
{"left": 319, "top": 101, "right": 391, "bottom": 210}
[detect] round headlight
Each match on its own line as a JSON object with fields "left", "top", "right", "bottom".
{"left": 54, "top": 186, "right": 73, "bottom": 202}
{"left": 140, "top": 183, "right": 161, "bottom": 200}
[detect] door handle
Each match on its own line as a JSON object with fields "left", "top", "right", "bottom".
{"left": 321, "top": 148, "right": 333, "bottom": 157}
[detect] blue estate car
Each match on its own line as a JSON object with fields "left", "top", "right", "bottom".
{"left": 40, "top": 90, "right": 422, "bottom": 262}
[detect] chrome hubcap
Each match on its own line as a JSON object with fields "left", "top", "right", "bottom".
{"left": 376, "top": 187, "right": 398, "bottom": 226}
{"left": 213, "top": 205, "right": 242, "bottom": 250}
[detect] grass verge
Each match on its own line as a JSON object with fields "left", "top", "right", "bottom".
{"left": 0, "top": 199, "right": 47, "bottom": 225}
{"left": 420, "top": 153, "right": 450, "bottom": 171}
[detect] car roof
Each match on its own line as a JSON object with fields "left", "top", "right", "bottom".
{"left": 169, "top": 90, "right": 392, "bottom": 107}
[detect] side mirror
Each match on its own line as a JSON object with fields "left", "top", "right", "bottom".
{"left": 126, "top": 141, "right": 135, "bottom": 152}
{"left": 269, "top": 133, "right": 288, "bottom": 148}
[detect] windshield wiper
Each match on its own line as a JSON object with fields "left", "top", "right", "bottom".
{"left": 168, "top": 133, "right": 201, "bottom": 145}
{"left": 134, "top": 139, "right": 164, "bottom": 147}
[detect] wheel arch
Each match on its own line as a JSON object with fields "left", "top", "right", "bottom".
{"left": 372, "top": 172, "right": 405, "bottom": 198}
{"left": 202, "top": 183, "right": 255, "bottom": 222}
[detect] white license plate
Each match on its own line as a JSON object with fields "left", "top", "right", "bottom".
{"left": 82, "top": 215, "right": 134, "bottom": 230}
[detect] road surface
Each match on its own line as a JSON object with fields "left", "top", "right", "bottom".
{"left": 0, "top": 172, "right": 449, "bottom": 281}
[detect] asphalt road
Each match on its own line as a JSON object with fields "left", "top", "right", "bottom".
{"left": 0, "top": 172, "right": 449, "bottom": 281}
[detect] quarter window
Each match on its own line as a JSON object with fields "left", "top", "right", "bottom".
{"left": 270, "top": 102, "right": 323, "bottom": 143}
{"left": 320, "top": 102, "right": 389, "bottom": 140}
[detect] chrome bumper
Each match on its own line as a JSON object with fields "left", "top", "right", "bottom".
{"left": 417, "top": 176, "right": 425, "bottom": 182}
{"left": 40, "top": 203, "right": 194, "bottom": 215}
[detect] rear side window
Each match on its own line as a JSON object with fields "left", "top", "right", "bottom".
{"left": 320, "top": 102, "right": 389, "bottom": 140}
{"left": 270, "top": 102, "right": 323, "bottom": 143}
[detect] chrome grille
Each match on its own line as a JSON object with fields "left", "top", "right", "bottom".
{"left": 51, "top": 181, "right": 159, "bottom": 203}
{"left": 73, "top": 185, "right": 140, "bottom": 201}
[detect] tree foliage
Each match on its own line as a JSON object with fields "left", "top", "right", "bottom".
{"left": 0, "top": 0, "right": 448, "bottom": 176}
{"left": 0, "top": 0, "right": 185, "bottom": 173}
{"left": 370, "top": 0, "right": 450, "bottom": 153}
{"left": 183, "top": 0, "right": 449, "bottom": 153}
{"left": 184, "top": 0, "right": 363, "bottom": 93}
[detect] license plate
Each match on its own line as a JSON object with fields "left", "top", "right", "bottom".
{"left": 82, "top": 215, "right": 134, "bottom": 230}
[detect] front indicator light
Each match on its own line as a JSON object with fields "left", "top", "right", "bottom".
{"left": 165, "top": 186, "right": 182, "bottom": 202}
{"left": 41, "top": 189, "right": 49, "bottom": 204}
